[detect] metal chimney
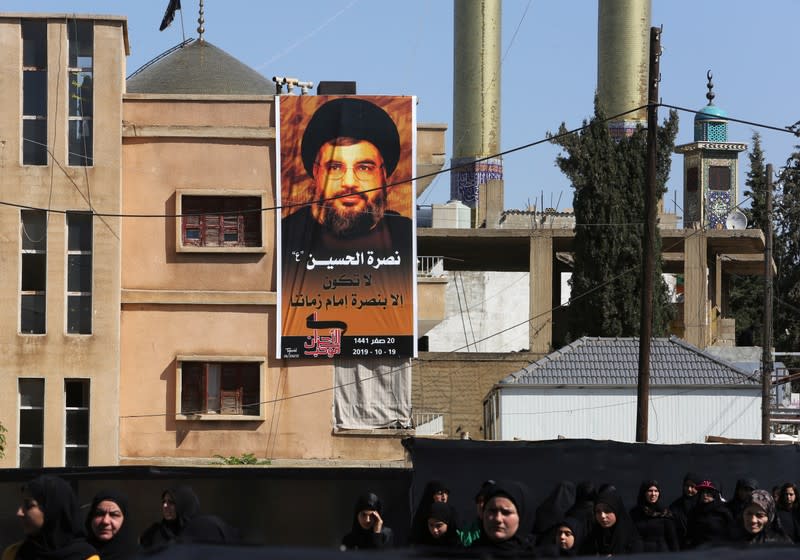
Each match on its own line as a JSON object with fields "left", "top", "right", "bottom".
{"left": 597, "top": 0, "right": 651, "bottom": 139}
{"left": 451, "top": 0, "right": 503, "bottom": 228}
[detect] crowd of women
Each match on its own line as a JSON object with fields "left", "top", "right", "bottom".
{"left": 4, "top": 473, "right": 800, "bottom": 559}
{"left": 347, "top": 475, "right": 800, "bottom": 555}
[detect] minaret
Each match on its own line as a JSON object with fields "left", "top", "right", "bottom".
{"left": 451, "top": 0, "right": 503, "bottom": 227}
{"left": 597, "top": 0, "right": 651, "bottom": 139}
{"left": 674, "top": 72, "right": 747, "bottom": 228}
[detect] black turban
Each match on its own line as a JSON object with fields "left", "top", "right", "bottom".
{"left": 301, "top": 98, "right": 401, "bottom": 179}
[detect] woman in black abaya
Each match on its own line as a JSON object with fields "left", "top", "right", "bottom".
{"left": 138, "top": 485, "right": 200, "bottom": 549}
{"left": 341, "top": 491, "right": 394, "bottom": 550}
{"left": 85, "top": 490, "right": 137, "bottom": 560}
{"left": 685, "top": 479, "right": 734, "bottom": 549}
{"left": 583, "top": 488, "right": 643, "bottom": 555}
{"left": 3, "top": 475, "right": 98, "bottom": 560}
{"left": 629, "top": 480, "right": 679, "bottom": 552}
{"left": 469, "top": 480, "right": 535, "bottom": 555}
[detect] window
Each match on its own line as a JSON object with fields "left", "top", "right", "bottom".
{"left": 686, "top": 167, "right": 699, "bottom": 193}
{"left": 177, "top": 192, "right": 264, "bottom": 252}
{"left": 66, "top": 212, "right": 92, "bottom": 334}
{"left": 67, "top": 20, "right": 93, "bottom": 166}
{"left": 177, "top": 359, "right": 262, "bottom": 419}
{"left": 64, "top": 379, "right": 89, "bottom": 466}
{"left": 709, "top": 165, "right": 731, "bottom": 191}
{"left": 22, "top": 20, "right": 47, "bottom": 165}
{"left": 18, "top": 379, "right": 44, "bottom": 468}
{"left": 21, "top": 210, "right": 47, "bottom": 334}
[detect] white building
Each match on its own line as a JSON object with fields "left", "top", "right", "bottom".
{"left": 483, "top": 337, "right": 761, "bottom": 443}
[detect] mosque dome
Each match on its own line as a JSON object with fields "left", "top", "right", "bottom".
{"left": 695, "top": 103, "right": 727, "bottom": 122}
{"left": 126, "top": 39, "right": 275, "bottom": 95}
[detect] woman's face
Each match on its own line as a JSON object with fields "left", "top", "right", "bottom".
{"left": 646, "top": 486, "right": 659, "bottom": 504}
{"left": 784, "top": 487, "right": 796, "bottom": 505}
{"left": 161, "top": 493, "right": 176, "bottom": 521}
{"left": 743, "top": 504, "right": 769, "bottom": 535}
{"left": 433, "top": 490, "right": 448, "bottom": 503}
{"left": 595, "top": 503, "right": 617, "bottom": 528}
{"left": 483, "top": 496, "right": 520, "bottom": 543}
{"left": 357, "top": 509, "right": 377, "bottom": 530}
{"left": 427, "top": 518, "right": 448, "bottom": 538}
{"left": 16, "top": 494, "right": 44, "bottom": 535}
{"left": 557, "top": 526, "right": 575, "bottom": 550}
{"left": 91, "top": 500, "right": 124, "bottom": 542}
{"left": 700, "top": 490, "right": 715, "bottom": 504}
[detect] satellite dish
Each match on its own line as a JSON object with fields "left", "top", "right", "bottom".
{"left": 725, "top": 208, "right": 748, "bottom": 230}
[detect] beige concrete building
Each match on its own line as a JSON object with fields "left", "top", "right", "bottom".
{"left": 0, "top": 14, "right": 128, "bottom": 467}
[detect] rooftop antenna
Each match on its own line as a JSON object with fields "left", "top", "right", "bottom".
{"left": 197, "top": 0, "right": 205, "bottom": 42}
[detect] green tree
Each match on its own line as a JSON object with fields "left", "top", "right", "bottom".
{"left": 775, "top": 145, "right": 800, "bottom": 351}
{"left": 728, "top": 133, "right": 768, "bottom": 344}
{"left": 550, "top": 100, "right": 677, "bottom": 340}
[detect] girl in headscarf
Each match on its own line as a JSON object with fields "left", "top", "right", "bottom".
{"left": 668, "top": 471, "right": 699, "bottom": 549}
{"left": 409, "top": 479, "right": 453, "bottom": 544}
{"left": 417, "top": 501, "right": 462, "bottom": 548}
{"left": 138, "top": 485, "right": 200, "bottom": 549}
{"left": 583, "top": 488, "right": 643, "bottom": 555}
{"left": 532, "top": 480, "right": 576, "bottom": 546}
{"left": 3, "top": 475, "right": 98, "bottom": 560}
{"left": 564, "top": 480, "right": 596, "bottom": 545}
{"left": 685, "top": 479, "right": 733, "bottom": 549}
{"left": 735, "top": 489, "right": 792, "bottom": 545}
{"left": 776, "top": 482, "right": 800, "bottom": 542}
{"left": 629, "top": 480, "right": 679, "bottom": 552}
{"left": 341, "top": 491, "right": 394, "bottom": 550}
{"left": 85, "top": 490, "right": 137, "bottom": 560}
{"left": 469, "top": 480, "right": 535, "bottom": 555}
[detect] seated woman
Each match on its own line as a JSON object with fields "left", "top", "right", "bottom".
{"left": 469, "top": 480, "right": 535, "bottom": 555}
{"left": 85, "top": 490, "right": 137, "bottom": 560}
{"left": 139, "top": 485, "right": 200, "bottom": 549}
{"left": 730, "top": 489, "right": 791, "bottom": 546}
{"left": 3, "top": 475, "right": 99, "bottom": 560}
{"left": 341, "top": 492, "right": 393, "bottom": 550}
{"left": 583, "top": 489, "right": 643, "bottom": 555}
{"left": 417, "top": 501, "right": 461, "bottom": 548}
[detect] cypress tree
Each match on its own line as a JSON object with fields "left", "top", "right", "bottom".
{"left": 550, "top": 99, "right": 677, "bottom": 339}
{"left": 775, "top": 145, "right": 800, "bottom": 351}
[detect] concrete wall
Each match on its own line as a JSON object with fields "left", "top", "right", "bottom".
{"left": 425, "top": 271, "right": 531, "bottom": 353}
{"left": 0, "top": 17, "right": 125, "bottom": 467}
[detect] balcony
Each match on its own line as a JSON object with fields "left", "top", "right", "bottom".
{"left": 417, "top": 256, "right": 447, "bottom": 336}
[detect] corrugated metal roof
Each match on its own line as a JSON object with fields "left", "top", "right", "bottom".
{"left": 499, "top": 336, "right": 758, "bottom": 386}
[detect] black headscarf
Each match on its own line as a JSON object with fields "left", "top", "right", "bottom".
{"left": 16, "top": 475, "right": 98, "bottom": 560}
{"left": 410, "top": 479, "right": 453, "bottom": 544}
{"left": 635, "top": 479, "right": 671, "bottom": 516}
{"left": 472, "top": 480, "right": 535, "bottom": 554}
{"left": 417, "top": 501, "right": 462, "bottom": 547}
{"left": 585, "top": 488, "right": 642, "bottom": 555}
{"left": 85, "top": 489, "right": 137, "bottom": 560}
{"left": 341, "top": 492, "right": 393, "bottom": 550}
{"left": 532, "top": 480, "right": 576, "bottom": 544}
{"left": 139, "top": 485, "right": 200, "bottom": 549}
{"left": 552, "top": 516, "right": 585, "bottom": 557}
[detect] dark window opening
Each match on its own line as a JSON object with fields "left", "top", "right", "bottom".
{"left": 22, "top": 20, "right": 47, "bottom": 166}
{"left": 686, "top": 167, "right": 699, "bottom": 193}
{"left": 67, "top": 21, "right": 93, "bottom": 166}
{"left": 67, "top": 212, "right": 92, "bottom": 334}
{"left": 21, "top": 210, "right": 46, "bottom": 334}
{"left": 18, "top": 378, "right": 44, "bottom": 468}
{"left": 64, "top": 379, "right": 89, "bottom": 467}
{"left": 181, "top": 362, "right": 260, "bottom": 416}
{"left": 709, "top": 166, "right": 731, "bottom": 191}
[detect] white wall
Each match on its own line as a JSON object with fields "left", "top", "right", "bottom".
{"left": 497, "top": 387, "right": 761, "bottom": 443}
{"left": 426, "top": 271, "right": 530, "bottom": 352}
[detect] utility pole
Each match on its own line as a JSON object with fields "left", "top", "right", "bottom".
{"left": 762, "top": 163, "right": 774, "bottom": 444}
{"left": 636, "top": 26, "right": 661, "bottom": 443}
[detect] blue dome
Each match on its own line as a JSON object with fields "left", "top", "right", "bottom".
{"left": 695, "top": 104, "right": 727, "bottom": 121}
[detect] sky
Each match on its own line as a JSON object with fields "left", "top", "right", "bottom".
{"left": 8, "top": 0, "right": 800, "bottom": 215}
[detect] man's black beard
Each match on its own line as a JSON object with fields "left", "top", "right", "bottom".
{"left": 322, "top": 196, "right": 386, "bottom": 238}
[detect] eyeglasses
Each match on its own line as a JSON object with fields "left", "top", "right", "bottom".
{"left": 315, "top": 161, "right": 383, "bottom": 182}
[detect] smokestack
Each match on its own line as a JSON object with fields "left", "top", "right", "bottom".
{"left": 597, "top": 0, "right": 651, "bottom": 139}
{"left": 451, "top": 0, "right": 503, "bottom": 227}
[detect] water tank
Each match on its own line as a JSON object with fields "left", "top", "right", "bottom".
{"left": 432, "top": 200, "right": 471, "bottom": 228}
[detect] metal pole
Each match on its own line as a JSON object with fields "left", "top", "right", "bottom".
{"left": 762, "top": 164, "right": 774, "bottom": 443}
{"left": 636, "top": 26, "right": 661, "bottom": 443}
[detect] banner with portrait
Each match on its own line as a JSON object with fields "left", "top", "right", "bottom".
{"left": 277, "top": 95, "right": 417, "bottom": 359}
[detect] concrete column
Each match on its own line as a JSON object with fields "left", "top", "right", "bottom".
{"left": 476, "top": 178, "right": 504, "bottom": 228}
{"left": 529, "top": 234, "right": 553, "bottom": 354}
{"left": 684, "top": 232, "right": 708, "bottom": 348}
